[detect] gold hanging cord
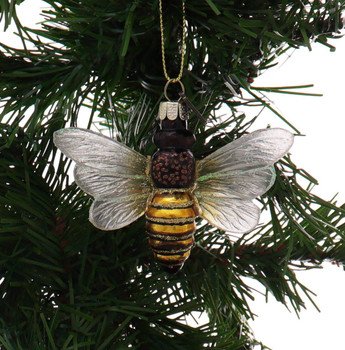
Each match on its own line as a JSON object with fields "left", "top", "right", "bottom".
{"left": 159, "top": 0, "right": 186, "bottom": 85}
{"left": 159, "top": 0, "right": 207, "bottom": 123}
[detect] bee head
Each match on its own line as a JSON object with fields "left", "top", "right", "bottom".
{"left": 154, "top": 102, "right": 195, "bottom": 150}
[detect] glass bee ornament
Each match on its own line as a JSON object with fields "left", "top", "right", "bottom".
{"left": 53, "top": 101, "right": 294, "bottom": 273}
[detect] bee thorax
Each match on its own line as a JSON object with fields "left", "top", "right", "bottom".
{"left": 151, "top": 150, "right": 195, "bottom": 188}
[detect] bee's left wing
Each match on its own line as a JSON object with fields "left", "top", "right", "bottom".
{"left": 54, "top": 128, "right": 151, "bottom": 230}
{"left": 194, "top": 128, "right": 294, "bottom": 233}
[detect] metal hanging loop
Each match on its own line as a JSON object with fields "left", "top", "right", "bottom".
{"left": 164, "top": 79, "right": 185, "bottom": 101}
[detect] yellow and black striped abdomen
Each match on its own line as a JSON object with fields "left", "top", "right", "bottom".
{"left": 145, "top": 191, "right": 196, "bottom": 273}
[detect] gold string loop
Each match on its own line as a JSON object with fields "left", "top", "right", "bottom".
{"left": 159, "top": 0, "right": 186, "bottom": 84}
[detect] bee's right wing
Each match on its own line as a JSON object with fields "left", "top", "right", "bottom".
{"left": 194, "top": 128, "right": 294, "bottom": 233}
{"left": 54, "top": 128, "right": 152, "bottom": 230}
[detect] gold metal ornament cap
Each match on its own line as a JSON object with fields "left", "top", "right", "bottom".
{"left": 158, "top": 101, "right": 189, "bottom": 121}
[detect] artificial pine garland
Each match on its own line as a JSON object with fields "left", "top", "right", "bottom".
{"left": 0, "top": 1, "right": 344, "bottom": 348}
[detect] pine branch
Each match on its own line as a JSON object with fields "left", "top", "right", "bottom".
{"left": 1, "top": 0, "right": 344, "bottom": 129}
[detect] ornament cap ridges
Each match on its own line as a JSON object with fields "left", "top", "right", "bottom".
{"left": 158, "top": 101, "right": 188, "bottom": 121}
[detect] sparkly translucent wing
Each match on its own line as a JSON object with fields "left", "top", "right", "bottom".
{"left": 53, "top": 127, "right": 151, "bottom": 230}
{"left": 195, "top": 128, "right": 294, "bottom": 233}
{"left": 196, "top": 196, "right": 261, "bottom": 233}
{"left": 74, "top": 165, "right": 150, "bottom": 230}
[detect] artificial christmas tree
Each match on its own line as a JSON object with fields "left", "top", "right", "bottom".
{"left": 0, "top": 1, "right": 344, "bottom": 348}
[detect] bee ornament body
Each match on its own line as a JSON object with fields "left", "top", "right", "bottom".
{"left": 146, "top": 104, "right": 197, "bottom": 272}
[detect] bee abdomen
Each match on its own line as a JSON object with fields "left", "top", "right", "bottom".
{"left": 146, "top": 192, "right": 196, "bottom": 273}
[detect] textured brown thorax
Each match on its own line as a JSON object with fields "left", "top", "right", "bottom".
{"left": 147, "top": 102, "right": 197, "bottom": 272}
{"left": 151, "top": 117, "right": 196, "bottom": 188}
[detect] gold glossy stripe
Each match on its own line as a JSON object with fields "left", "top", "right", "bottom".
{"left": 146, "top": 207, "right": 195, "bottom": 219}
{"left": 146, "top": 222, "right": 195, "bottom": 234}
{"left": 152, "top": 192, "right": 192, "bottom": 205}
{"left": 154, "top": 250, "right": 190, "bottom": 263}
